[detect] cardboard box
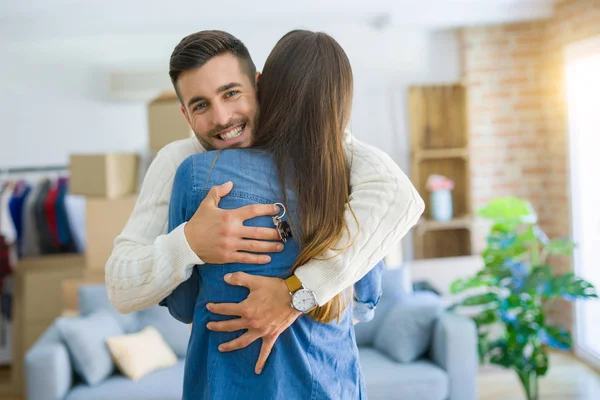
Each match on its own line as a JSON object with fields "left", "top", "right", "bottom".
{"left": 70, "top": 153, "right": 139, "bottom": 199}
{"left": 16, "top": 254, "right": 85, "bottom": 271}
{"left": 85, "top": 195, "right": 137, "bottom": 270}
{"left": 148, "top": 92, "right": 194, "bottom": 151}
{"left": 14, "top": 255, "right": 85, "bottom": 356}
{"left": 83, "top": 268, "right": 106, "bottom": 283}
{"left": 62, "top": 272, "right": 105, "bottom": 315}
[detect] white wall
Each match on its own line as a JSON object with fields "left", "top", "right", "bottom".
{"left": 0, "top": 24, "right": 461, "bottom": 168}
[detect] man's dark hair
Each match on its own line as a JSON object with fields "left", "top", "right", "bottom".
{"left": 169, "top": 30, "right": 256, "bottom": 101}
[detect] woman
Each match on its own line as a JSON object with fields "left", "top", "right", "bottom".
{"left": 166, "top": 30, "right": 382, "bottom": 399}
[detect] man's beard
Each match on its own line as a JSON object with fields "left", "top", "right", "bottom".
{"left": 194, "top": 133, "right": 216, "bottom": 151}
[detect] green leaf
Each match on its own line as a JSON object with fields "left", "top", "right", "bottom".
{"left": 459, "top": 292, "right": 501, "bottom": 307}
{"left": 547, "top": 273, "right": 598, "bottom": 300}
{"left": 482, "top": 249, "right": 507, "bottom": 268}
{"left": 482, "top": 263, "right": 514, "bottom": 281}
{"left": 488, "top": 339, "right": 526, "bottom": 370}
{"left": 540, "top": 326, "right": 572, "bottom": 351}
{"left": 477, "top": 197, "right": 537, "bottom": 225}
{"left": 490, "top": 223, "right": 512, "bottom": 234}
{"left": 517, "top": 226, "right": 537, "bottom": 243}
{"left": 473, "top": 309, "right": 499, "bottom": 327}
{"left": 482, "top": 247, "right": 527, "bottom": 271}
{"left": 544, "top": 239, "right": 576, "bottom": 256}
{"left": 450, "top": 274, "right": 495, "bottom": 294}
{"left": 533, "top": 346, "right": 549, "bottom": 376}
{"left": 478, "top": 332, "right": 490, "bottom": 364}
{"left": 521, "top": 265, "right": 553, "bottom": 294}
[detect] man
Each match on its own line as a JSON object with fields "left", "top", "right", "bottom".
{"left": 106, "top": 30, "right": 424, "bottom": 372}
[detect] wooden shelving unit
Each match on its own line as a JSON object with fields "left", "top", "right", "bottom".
{"left": 409, "top": 83, "right": 474, "bottom": 260}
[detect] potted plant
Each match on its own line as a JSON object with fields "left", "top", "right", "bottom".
{"left": 449, "top": 197, "right": 597, "bottom": 400}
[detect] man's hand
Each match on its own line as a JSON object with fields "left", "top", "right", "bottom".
{"left": 184, "top": 181, "right": 283, "bottom": 264}
{"left": 205, "top": 272, "right": 302, "bottom": 374}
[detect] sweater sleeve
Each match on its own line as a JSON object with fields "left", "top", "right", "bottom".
{"left": 294, "top": 136, "right": 424, "bottom": 306}
{"left": 105, "top": 147, "right": 203, "bottom": 314}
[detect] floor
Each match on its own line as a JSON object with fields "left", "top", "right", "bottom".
{"left": 478, "top": 352, "right": 600, "bottom": 400}
{"left": 0, "top": 352, "right": 598, "bottom": 399}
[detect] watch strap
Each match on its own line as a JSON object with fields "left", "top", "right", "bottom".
{"left": 285, "top": 274, "right": 303, "bottom": 293}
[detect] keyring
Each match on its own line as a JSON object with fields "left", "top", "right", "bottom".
{"left": 274, "top": 202, "right": 286, "bottom": 219}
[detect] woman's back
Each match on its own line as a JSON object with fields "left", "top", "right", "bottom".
{"left": 169, "top": 149, "right": 366, "bottom": 400}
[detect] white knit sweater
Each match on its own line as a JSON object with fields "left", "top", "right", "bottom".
{"left": 105, "top": 136, "right": 424, "bottom": 313}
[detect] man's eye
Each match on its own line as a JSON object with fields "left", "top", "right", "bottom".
{"left": 194, "top": 103, "right": 207, "bottom": 110}
{"left": 225, "top": 90, "right": 239, "bottom": 98}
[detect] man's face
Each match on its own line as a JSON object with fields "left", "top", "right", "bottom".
{"left": 177, "top": 53, "right": 258, "bottom": 150}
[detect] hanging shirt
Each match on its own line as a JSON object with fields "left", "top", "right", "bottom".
{"left": 8, "top": 181, "right": 31, "bottom": 257}
{"left": 21, "top": 181, "right": 43, "bottom": 258}
{"left": 0, "top": 235, "right": 9, "bottom": 289}
{"left": 64, "top": 194, "right": 86, "bottom": 253}
{"left": 34, "top": 179, "right": 55, "bottom": 254}
{"left": 44, "top": 182, "right": 61, "bottom": 249}
{"left": 0, "top": 184, "right": 15, "bottom": 293}
{"left": 54, "top": 177, "right": 73, "bottom": 250}
{"left": 0, "top": 185, "right": 16, "bottom": 246}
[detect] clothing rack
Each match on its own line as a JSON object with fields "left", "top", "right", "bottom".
{"left": 0, "top": 165, "right": 68, "bottom": 176}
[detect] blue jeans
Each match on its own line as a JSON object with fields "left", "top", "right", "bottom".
{"left": 162, "top": 149, "right": 382, "bottom": 399}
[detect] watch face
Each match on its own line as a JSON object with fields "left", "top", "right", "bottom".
{"left": 292, "top": 289, "right": 317, "bottom": 313}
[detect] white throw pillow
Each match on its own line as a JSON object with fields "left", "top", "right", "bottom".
{"left": 106, "top": 326, "right": 178, "bottom": 380}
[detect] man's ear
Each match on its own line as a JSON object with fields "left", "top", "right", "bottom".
{"left": 255, "top": 71, "right": 261, "bottom": 88}
{"left": 180, "top": 105, "right": 192, "bottom": 126}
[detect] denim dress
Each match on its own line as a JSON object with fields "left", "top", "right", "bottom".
{"left": 162, "top": 149, "right": 383, "bottom": 400}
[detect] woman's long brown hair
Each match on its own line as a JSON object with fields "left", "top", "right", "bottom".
{"left": 252, "top": 30, "right": 355, "bottom": 323}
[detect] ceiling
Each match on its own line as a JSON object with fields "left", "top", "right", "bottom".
{"left": 1, "top": 0, "right": 559, "bottom": 41}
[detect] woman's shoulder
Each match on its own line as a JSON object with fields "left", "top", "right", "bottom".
{"left": 175, "top": 148, "right": 278, "bottom": 192}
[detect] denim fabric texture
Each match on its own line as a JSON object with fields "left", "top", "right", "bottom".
{"left": 163, "top": 149, "right": 382, "bottom": 400}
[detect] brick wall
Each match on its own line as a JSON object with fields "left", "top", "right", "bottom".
{"left": 461, "top": 0, "right": 600, "bottom": 329}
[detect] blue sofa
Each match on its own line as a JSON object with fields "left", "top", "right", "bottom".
{"left": 25, "top": 267, "right": 477, "bottom": 400}
{"left": 354, "top": 268, "right": 478, "bottom": 400}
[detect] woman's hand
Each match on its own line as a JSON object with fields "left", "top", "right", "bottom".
{"left": 205, "top": 272, "right": 301, "bottom": 375}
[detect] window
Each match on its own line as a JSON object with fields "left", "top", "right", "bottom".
{"left": 566, "top": 35, "right": 600, "bottom": 367}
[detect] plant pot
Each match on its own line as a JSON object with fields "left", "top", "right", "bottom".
{"left": 430, "top": 189, "right": 453, "bottom": 221}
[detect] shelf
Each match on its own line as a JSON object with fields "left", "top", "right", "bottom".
{"left": 417, "top": 158, "right": 470, "bottom": 218}
{"left": 414, "top": 226, "right": 473, "bottom": 260}
{"left": 409, "top": 83, "right": 472, "bottom": 260}
{"left": 408, "top": 84, "right": 468, "bottom": 151}
{"left": 415, "top": 216, "right": 473, "bottom": 232}
{"left": 413, "top": 148, "right": 469, "bottom": 160}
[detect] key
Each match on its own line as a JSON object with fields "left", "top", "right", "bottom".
{"left": 276, "top": 219, "right": 293, "bottom": 243}
{"left": 273, "top": 203, "right": 293, "bottom": 243}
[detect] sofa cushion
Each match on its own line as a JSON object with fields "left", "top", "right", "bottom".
{"left": 137, "top": 305, "right": 190, "bottom": 358}
{"left": 107, "top": 326, "right": 178, "bottom": 381}
{"left": 354, "top": 266, "right": 412, "bottom": 346}
{"left": 358, "top": 348, "right": 448, "bottom": 400}
{"left": 56, "top": 310, "right": 123, "bottom": 386}
{"left": 373, "top": 291, "right": 444, "bottom": 363}
{"left": 65, "top": 360, "right": 185, "bottom": 400}
{"left": 78, "top": 285, "right": 139, "bottom": 333}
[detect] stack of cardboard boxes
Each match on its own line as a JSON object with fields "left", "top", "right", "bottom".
{"left": 68, "top": 153, "right": 140, "bottom": 282}
{"left": 69, "top": 91, "right": 194, "bottom": 283}
{"left": 60, "top": 91, "right": 191, "bottom": 283}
